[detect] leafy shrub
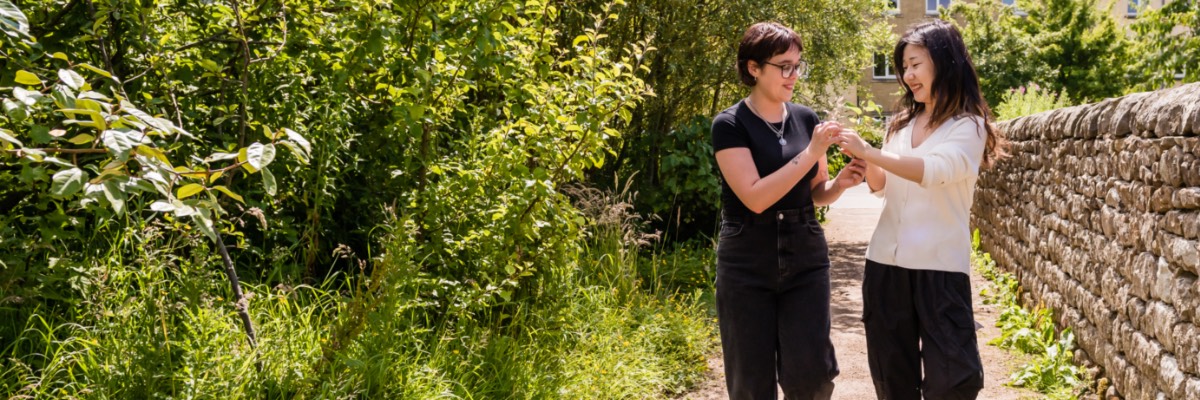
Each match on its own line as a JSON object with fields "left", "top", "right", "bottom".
{"left": 993, "top": 83, "right": 1071, "bottom": 120}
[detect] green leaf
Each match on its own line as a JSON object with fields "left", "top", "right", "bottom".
{"left": 408, "top": 105, "right": 426, "bottom": 119}
{"left": 121, "top": 100, "right": 193, "bottom": 139}
{"left": 193, "top": 209, "right": 218, "bottom": 243}
{"left": 172, "top": 200, "right": 197, "bottom": 217}
{"left": 101, "top": 129, "right": 134, "bottom": 159}
{"left": 3, "top": 98, "right": 26, "bottom": 122}
{"left": 149, "top": 200, "right": 175, "bottom": 212}
{"left": 212, "top": 185, "right": 244, "bottom": 203}
{"left": 76, "top": 63, "right": 116, "bottom": 81}
{"left": 277, "top": 140, "right": 310, "bottom": 164}
{"left": 52, "top": 85, "right": 76, "bottom": 110}
{"left": 245, "top": 142, "right": 275, "bottom": 169}
{"left": 40, "top": 156, "right": 73, "bottom": 167}
{"left": 67, "top": 133, "right": 95, "bottom": 145}
{"left": 50, "top": 168, "right": 85, "bottom": 197}
{"left": 205, "top": 151, "right": 238, "bottom": 162}
{"left": 14, "top": 70, "right": 39, "bottom": 86}
{"left": 0, "top": 0, "right": 30, "bottom": 37}
{"left": 283, "top": 128, "right": 311, "bottom": 155}
{"left": 59, "top": 108, "right": 106, "bottom": 130}
{"left": 58, "top": 69, "right": 85, "bottom": 90}
{"left": 135, "top": 145, "right": 170, "bottom": 167}
{"left": 237, "top": 147, "right": 258, "bottom": 173}
{"left": 177, "top": 183, "right": 204, "bottom": 199}
{"left": 51, "top": 52, "right": 68, "bottom": 61}
{"left": 199, "top": 59, "right": 221, "bottom": 73}
{"left": 573, "top": 34, "right": 590, "bottom": 47}
{"left": 101, "top": 180, "right": 127, "bottom": 215}
{"left": 29, "top": 125, "right": 50, "bottom": 143}
{"left": 13, "top": 87, "right": 41, "bottom": 105}
{"left": 261, "top": 167, "right": 276, "bottom": 196}
{"left": 0, "top": 129, "right": 21, "bottom": 147}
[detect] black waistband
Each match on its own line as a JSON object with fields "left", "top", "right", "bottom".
{"left": 722, "top": 206, "right": 816, "bottom": 225}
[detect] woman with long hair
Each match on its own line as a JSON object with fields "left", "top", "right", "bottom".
{"left": 837, "top": 19, "right": 1006, "bottom": 400}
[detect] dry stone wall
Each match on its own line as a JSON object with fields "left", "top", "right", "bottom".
{"left": 972, "top": 82, "right": 1200, "bottom": 400}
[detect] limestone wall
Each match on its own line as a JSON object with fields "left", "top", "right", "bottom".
{"left": 972, "top": 83, "right": 1200, "bottom": 399}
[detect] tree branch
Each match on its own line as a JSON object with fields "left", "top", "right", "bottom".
{"left": 230, "top": 0, "right": 252, "bottom": 149}
{"left": 212, "top": 217, "right": 260, "bottom": 356}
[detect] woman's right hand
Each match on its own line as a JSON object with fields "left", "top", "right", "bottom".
{"left": 837, "top": 129, "right": 873, "bottom": 159}
{"left": 809, "top": 121, "right": 843, "bottom": 154}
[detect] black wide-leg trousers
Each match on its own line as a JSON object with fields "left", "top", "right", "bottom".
{"left": 862, "top": 259, "right": 984, "bottom": 400}
{"left": 716, "top": 208, "right": 838, "bottom": 400}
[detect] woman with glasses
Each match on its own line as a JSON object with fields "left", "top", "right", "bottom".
{"left": 711, "top": 21, "right": 867, "bottom": 399}
{"left": 837, "top": 19, "right": 1006, "bottom": 400}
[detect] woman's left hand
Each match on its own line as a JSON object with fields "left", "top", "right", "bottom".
{"left": 833, "top": 158, "right": 867, "bottom": 189}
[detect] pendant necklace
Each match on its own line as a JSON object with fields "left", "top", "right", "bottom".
{"left": 746, "top": 97, "right": 788, "bottom": 145}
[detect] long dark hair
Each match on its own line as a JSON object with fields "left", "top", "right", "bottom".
{"left": 887, "top": 20, "right": 1006, "bottom": 167}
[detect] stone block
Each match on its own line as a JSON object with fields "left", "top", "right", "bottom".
{"left": 1158, "top": 354, "right": 1187, "bottom": 399}
{"left": 1175, "top": 187, "right": 1200, "bottom": 210}
{"left": 1174, "top": 323, "right": 1199, "bottom": 375}
{"left": 1161, "top": 233, "right": 1200, "bottom": 274}
{"left": 1155, "top": 258, "right": 1178, "bottom": 303}
{"left": 1130, "top": 331, "right": 1165, "bottom": 375}
{"left": 1187, "top": 377, "right": 1200, "bottom": 400}
{"left": 1173, "top": 273, "right": 1198, "bottom": 322}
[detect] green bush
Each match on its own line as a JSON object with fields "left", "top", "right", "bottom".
{"left": 993, "top": 83, "right": 1072, "bottom": 121}
{"left": 0, "top": 0, "right": 719, "bottom": 397}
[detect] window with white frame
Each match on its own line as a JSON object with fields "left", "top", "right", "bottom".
{"left": 1128, "top": 0, "right": 1146, "bottom": 17}
{"left": 1002, "top": 0, "right": 1028, "bottom": 15}
{"left": 888, "top": 0, "right": 900, "bottom": 14}
{"left": 873, "top": 54, "right": 896, "bottom": 79}
{"left": 927, "top": 0, "right": 951, "bottom": 15}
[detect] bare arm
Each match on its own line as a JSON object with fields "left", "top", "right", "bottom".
{"left": 812, "top": 156, "right": 867, "bottom": 206}
{"left": 715, "top": 121, "right": 842, "bottom": 214}
{"left": 839, "top": 118, "right": 984, "bottom": 188}
{"left": 715, "top": 147, "right": 824, "bottom": 214}
{"left": 838, "top": 130, "right": 924, "bottom": 185}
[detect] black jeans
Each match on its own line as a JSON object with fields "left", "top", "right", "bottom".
{"left": 716, "top": 208, "right": 838, "bottom": 400}
{"left": 862, "top": 259, "right": 984, "bottom": 400}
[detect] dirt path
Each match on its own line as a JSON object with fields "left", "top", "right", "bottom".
{"left": 679, "top": 186, "right": 1037, "bottom": 399}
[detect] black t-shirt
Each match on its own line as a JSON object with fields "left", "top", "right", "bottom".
{"left": 711, "top": 100, "right": 820, "bottom": 216}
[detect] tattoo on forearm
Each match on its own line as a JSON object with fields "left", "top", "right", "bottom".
{"left": 790, "top": 155, "right": 801, "bottom": 166}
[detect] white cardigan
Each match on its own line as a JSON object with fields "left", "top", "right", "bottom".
{"left": 867, "top": 115, "right": 987, "bottom": 275}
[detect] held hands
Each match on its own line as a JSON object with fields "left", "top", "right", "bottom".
{"left": 809, "top": 121, "right": 844, "bottom": 153}
{"left": 833, "top": 158, "right": 867, "bottom": 189}
{"left": 836, "top": 129, "right": 873, "bottom": 159}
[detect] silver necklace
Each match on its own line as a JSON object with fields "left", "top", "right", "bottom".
{"left": 746, "top": 97, "right": 788, "bottom": 145}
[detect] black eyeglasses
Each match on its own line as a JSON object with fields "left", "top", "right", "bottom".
{"left": 761, "top": 60, "right": 809, "bottom": 79}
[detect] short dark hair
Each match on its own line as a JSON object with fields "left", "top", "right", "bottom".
{"left": 737, "top": 22, "right": 803, "bottom": 86}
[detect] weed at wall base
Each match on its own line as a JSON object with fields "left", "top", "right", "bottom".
{"left": 972, "top": 229, "right": 1093, "bottom": 400}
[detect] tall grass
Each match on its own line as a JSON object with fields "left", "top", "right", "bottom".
{"left": 1, "top": 187, "right": 717, "bottom": 398}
